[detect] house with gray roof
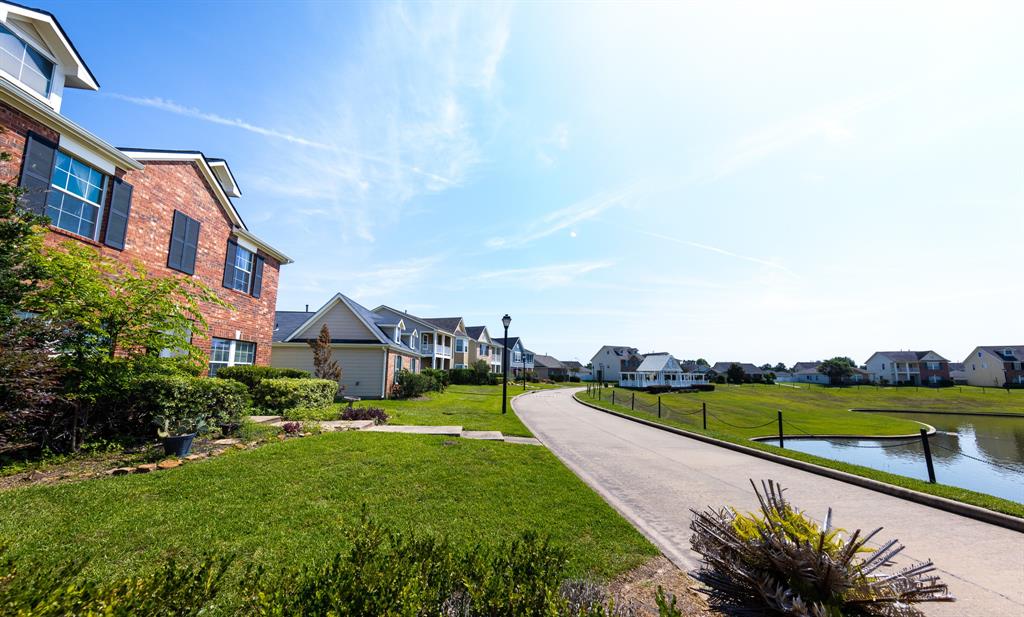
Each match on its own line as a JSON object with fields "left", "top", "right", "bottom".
{"left": 620, "top": 353, "right": 709, "bottom": 388}
{"left": 708, "top": 362, "right": 765, "bottom": 382}
{"left": 962, "top": 346, "right": 1024, "bottom": 387}
{"left": 533, "top": 354, "right": 567, "bottom": 380}
{"left": 494, "top": 337, "right": 534, "bottom": 377}
{"left": 371, "top": 306, "right": 462, "bottom": 370}
{"left": 422, "top": 317, "right": 470, "bottom": 368}
{"left": 466, "top": 325, "right": 502, "bottom": 373}
{"left": 590, "top": 345, "right": 643, "bottom": 383}
{"left": 865, "top": 350, "right": 950, "bottom": 385}
{"left": 272, "top": 293, "right": 424, "bottom": 398}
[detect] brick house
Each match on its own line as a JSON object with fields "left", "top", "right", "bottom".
{"left": 0, "top": 2, "right": 291, "bottom": 373}
{"left": 962, "top": 346, "right": 1024, "bottom": 388}
{"left": 865, "top": 351, "right": 951, "bottom": 385}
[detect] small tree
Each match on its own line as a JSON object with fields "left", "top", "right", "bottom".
{"left": 726, "top": 362, "right": 746, "bottom": 384}
{"left": 309, "top": 324, "right": 342, "bottom": 389}
{"left": 818, "top": 356, "right": 855, "bottom": 385}
{"left": 695, "top": 358, "right": 710, "bottom": 369}
{"left": 773, "top": 362, "right": 787, "bottom": 372}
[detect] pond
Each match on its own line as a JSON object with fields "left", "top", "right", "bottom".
{"left": 760, "top": 413, "right": 1024, "bottom": 504}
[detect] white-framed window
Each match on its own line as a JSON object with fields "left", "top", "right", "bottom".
{"left": 514, "top": 351, "right": 521, "bottom": 363}
{"left": 47, "top": 151, "right": 107, "bottom": 239}
{"left": 228, "top": 245, "right": 256, "bottom": 293}
{"left": 926, "top": 361, "right": 940, "bottom": 370}
{"left": 0, "top": 22, "right": 54, "bottom": 98}
{"left": 209, "top": 338, "right": 256, "bottom": 376}
{"left": 455, "top": 338, "right": 467, "bottom": 353}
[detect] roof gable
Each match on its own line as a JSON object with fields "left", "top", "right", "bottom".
{"left": 424, "top": 317, "right": 466, "bottom": 335}
{"left": 636, "top": 353, "right": 680, "bottom": 373}
{"left": 1, "top": 2, "right": 99, "bottom": 90}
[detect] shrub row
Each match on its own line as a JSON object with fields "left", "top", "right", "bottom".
{"left": 391, "top": 369, "right": 447, "bottom": 399}
{"left": 214, "top": 365, "right": 310, "bottom": 390}
{"left": 0, "top": 518, "right": 680, "bottom": 615}
{"left": 252, "top": 378, "right": 338, "bottom": 413}
{"left": 135, "top": 374, "right": 250, "bottom": 430}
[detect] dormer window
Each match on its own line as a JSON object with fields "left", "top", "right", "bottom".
{"left": 0, "top": 22, "right": 54, "bottom": 98}
{"left": 1004, "top": 348, "right": 1014, "bottom": 358}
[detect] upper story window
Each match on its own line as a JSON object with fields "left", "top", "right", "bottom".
{"left": 47, "top": 151, "right": 106, "bottom": 239}
{"left": 222, "top": 240, "right": 264, "bottom": 298}
{"left": 0, "top": 23, "right": 54, "bottom": 98}
{"left": 230, "top": 245, "right": 254, "bottom": 292}
{"left": 926, "top": 361, "right": 940, "bottom": 370}
{"left": 455, "top": 338, "right": 467, "bottom": 352}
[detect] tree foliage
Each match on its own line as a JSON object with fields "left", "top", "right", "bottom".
{"left": 308, "top": 323, "right": 342, "bottom": 387}
{"left": 726, "top": 363, "right": 746, "bottom": 384}
{"left": 817, "top": 357, "right": 856, "bottom": 385}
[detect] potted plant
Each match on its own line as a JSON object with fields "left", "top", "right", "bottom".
{"left": 155, "top": 413, "right": 208, "bottom": 457}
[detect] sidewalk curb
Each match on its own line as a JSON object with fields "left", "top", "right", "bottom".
{"left": 573, "top": 393, "right": 1024, "bottom": 534}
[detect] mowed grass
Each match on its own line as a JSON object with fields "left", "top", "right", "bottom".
{"left": 343, "top": 385, "right": 536, "bottom": 436}
{"left": 0, "top": 432, "right": 657, "bottom": 608}
{"left": 578, "top": 386, "right": 1024, "bottom": 518}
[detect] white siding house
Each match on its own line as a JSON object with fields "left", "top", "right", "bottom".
{"left": 620, "top": 353, "right": 708, "bottom": 388}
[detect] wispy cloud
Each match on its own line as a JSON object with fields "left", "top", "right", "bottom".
{"left": 286, "top": 254, "right": 446, "bottom": 301}
{"left": 463, "top": 261, "right": 613, "bottom": 289}
{"left": 639, "top": 230, "right": 798, "bottom": 276}
{"left": 485, "top": 186, "right": 632, "bottom": 250}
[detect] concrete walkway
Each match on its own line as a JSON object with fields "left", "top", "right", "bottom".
{"left": 514, "top": 388, "right": 1024, "bottom": 617}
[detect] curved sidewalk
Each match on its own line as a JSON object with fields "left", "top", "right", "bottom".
{"left": 514, "top": 388, "right": 1023, "bottom": 617}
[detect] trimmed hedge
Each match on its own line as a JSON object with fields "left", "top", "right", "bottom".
{"left": 252, "top": 378, "right": 338, "bottom": 413}
{"left": 134, "top": 375, "right": 250, "bottom": 428}
{"left": 215, "top": 365, "right": 310, "bottom": 390}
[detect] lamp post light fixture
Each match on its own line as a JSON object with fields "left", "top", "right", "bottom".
{"left": 501, "top": 314, "right": 511, "bottom": 414}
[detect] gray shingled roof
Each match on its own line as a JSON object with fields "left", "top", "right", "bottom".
{"left": 275, "top": 294, "right": 421, "bottom": 355}
{"left": 710, "top": 362, "right": 764, "bottom": 374}
{"left": 493, "top": 337, "right": 521, "bottom": 350}
{"left": 873, "top": 350, "right": 948, "bottom": 362}
{"left": 423, "top": 317, "right": 463, "bottom": 333}
{"left": 976, "top": 346, "right": 1023, "bottom": 362}
{"left": 533, "top": 354, "right": 564, "bottom": 369}
{"left": 465, "top": 325, "right": 488, "bottom": 340}
{"left": 273, "top": 311, "right": 314, "bottom": 343}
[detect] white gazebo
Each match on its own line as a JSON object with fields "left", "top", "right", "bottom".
{"left": 620, "top": 353, "right": 708, "bottom": 388}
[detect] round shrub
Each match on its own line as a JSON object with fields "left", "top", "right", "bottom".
{"left": 215, "top": 365, "right": 310, "bottom": 390}
{"left": 252, "top": 378, "right": 338, "bottom": 413}
{"left": 134, "top": 375, "right": 250, "bottom": 433}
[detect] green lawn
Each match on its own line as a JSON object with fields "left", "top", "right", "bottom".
{"left": 578, "top": 386, "right": 1024, "bottom": 518}
{"left": 342, "top": 385, "right": 538, "bottom": 436}
{"left": 0, "top": 431, "right": 656, "bottom": 610}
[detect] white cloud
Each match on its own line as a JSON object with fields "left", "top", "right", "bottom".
{"left": 639, "top": 230, "right": 798, "bottom": 277}
{"left": 464, "top": 261, "right": 613, "bottom": 289}
{"left": 485, "top": 186, "right": 632, "bottom": 250}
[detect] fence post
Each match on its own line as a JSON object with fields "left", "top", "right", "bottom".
{"left": 658, "top": 397, "right": 662, "bottom": 418}
{"left": 702, "top": 402, "right": 707, "bottom": 430}
{"left": 777, "top": 410, "right": 784, "bottom": 448}
{"left": 631, "top": 392, "right": 635, "bottom": 410}
{"left": 920, "top": 428, "right": 936, "bottom": 483}
{"left": 612, "top": 390, "right": 615, "bottom": 405}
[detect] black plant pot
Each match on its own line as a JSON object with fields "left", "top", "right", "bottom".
{"left": 162, "top": 433, "right": 196, "bottom": 457}
{"left": 218, "top": 422, "right": 241, "bottom": 436}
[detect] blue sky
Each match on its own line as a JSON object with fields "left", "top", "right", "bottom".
{"left": 48, "top": 1, "right": 1022, "bottom": 366}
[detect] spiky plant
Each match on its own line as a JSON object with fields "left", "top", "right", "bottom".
{"left": 689, "top": 479, "right": 954, "bottom": 617}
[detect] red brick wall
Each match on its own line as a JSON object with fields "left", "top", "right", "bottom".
{"left": 919, "top": 362, "right": 951, "bottom": 384}
{"left": 384, "top": 351, "right": 418, "bottom": 398}
{"left": 0, "top": 101, "right": 59, "bottom": 184}
{"left": 0, "top": 101, "right": 281, "bottom": 368}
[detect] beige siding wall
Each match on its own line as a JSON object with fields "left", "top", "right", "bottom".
{"left": 271, "top": 345, "right": 387, "bottom": 398}
{"left": 964, "top": 350, "right": 1006, "bottom": 387}
{"left": 303, "top": 304, "right": 376, "bottom": 340}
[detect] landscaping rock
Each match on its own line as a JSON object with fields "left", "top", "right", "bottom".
{"left": 233, "top": 443, "right": 248, "bottom": 450}
{"left": 184, "top": 453, "right": 206, "bottom": 461}
{"left": 157, "top": 459, "right": 181, "bottom": 470}
{"left": 27, "top": 470, "right": 45, "bottom": 481}
{"left": 109, "top": 467, "right": 134, "bottom": 476}
{"left": 135, "top": 464, "right": 158, "bottom": 473}
{"left": 442, "top": 440, "right": 458, "bottom": 447}
{"left": 246, "top": 441, "right": 260, "bottom": 448}
{"left": 212, "top": 438, "right": 240, "bottom": 446}
{"left": 210, "top": 448, "right": 226, "bottom": 457}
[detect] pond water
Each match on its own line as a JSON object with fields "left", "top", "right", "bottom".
{"left": 760, "top": 413, "right": 1024, "bottom": 504}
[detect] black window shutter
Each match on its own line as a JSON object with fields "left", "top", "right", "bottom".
{"left": 103, "top": 178, "right": 133, "bottom": 250}
{"left": 251, "top": 255, "right": 265, "bottom": 298}
{"left": 222, "top": 240, "right": 238, "bottom": 289}
{"left": 18, "top": 132, "right": 57, "bottom": 215}
{"left": 181, "top": 216, "right": 200, "bottom": 275}
{"left": 167, "top": 211, "right": 187, "bottom": 271}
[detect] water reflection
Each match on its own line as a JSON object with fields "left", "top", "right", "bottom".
{"left": 762, "top": 413, "right": 1024, "bottom": 504}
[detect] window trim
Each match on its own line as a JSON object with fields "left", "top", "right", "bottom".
{"left": 47, "top": 150, "right": 108, "bottom": 240}
{"left": 208, "top": 337, "right": 256, "bottom": 376}
{"left": 0, "top": 20, "right": 56, "bottom": 100}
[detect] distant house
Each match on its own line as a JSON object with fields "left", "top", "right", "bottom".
{"left": 865, "top": 351, "right": 951, "bottom": 385}
{"left": 372, "top": 306, "right": 459, "bottom": 370}
{"left": 494, "top": 337, "right": 534, "bottom": 377}
{"left": 466, "top": 326, "right": 502, "bottom": 374}
{"left": 962, "top": 346, "right": 1024, "bottom": 387}
{"left": 620, "top": 353, "right": 708, "bottom": 388}
{"left": 708, "top": 362, "right": 765, "bottom": 382}
{"left": 422, "top": 318, "right": 469, "bottom": 368}
{"left": 949, "top": 362, "right": 968, "bottom": 385}
{"left": 774, "top": 370, "right": 796, "bottom": 382}
{"left": 272, "top": 293, "right": 423, "bottom": 399}
{"left": 533, "top": 355, "right": 568, "bottom": 380}
{"left": 590, "top": 345, "right": 643, "bottom": 383}
{"left": 562, "top": 360, "right": 592, "bottom": 381}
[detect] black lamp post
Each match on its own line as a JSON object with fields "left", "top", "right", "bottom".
{"left": 501, "top": 314, "right": 511, "bottom": 414}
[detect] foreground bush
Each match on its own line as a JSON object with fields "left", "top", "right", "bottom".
{"left": 216, "top": 365, "right": 310, "bottom": 390}
{"left": 135, "top": 374, "right": 250, "bottom": 430}
{"left": 341, "top": 406, "right": 389, "bottom": 425}
{"left": 252, "top": 378, "right": 338, "bottom": 413}
{"left": 0, "top": 544, "right": 229, "bottom": 616}
{"left": 392, "top": 369, "right": 447, "bottom": 399}
{"left": 689, "top": 480, "right": 953, "bottom": 616}
{"left": 0, "top": 517, "right": 681, "bottom": 615}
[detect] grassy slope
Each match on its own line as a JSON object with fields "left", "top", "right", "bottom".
{"left": 578, "top": 389, "right": 1024, "bottom": 518}
{"left": 0, "top": 432, "right": 657, "bottom": 607}
{"left": 341, "top": 385, "right": 541, "bottom": 436}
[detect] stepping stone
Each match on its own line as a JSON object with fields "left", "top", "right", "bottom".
{"left": 365, "top": 425, "right": 462, "bottom": 436}
{"left": 157, "top": 459, "right": 181, "bottom": 470}
{"left": 212, "top": 438, "right": 240, "bottom": 445}
{"left": 184, "top": 453, "right": 206, "bottom": 461}
{"left": 135, "top": 464, "right": 158, "bottom": 473}
{"left": 320, "top": 420, "right": 375, "bottom": 431}
{"left": 462, "top": 431, "right": 504, "bottom": 441}
{"left": 248, "top": 415, "right": 282, "bottom": 424}
{"left": 503, "top": 436, "right": 543, "bottom": 446}
{"left": 109, "top": 467, "right": 134, "bottom": 476}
